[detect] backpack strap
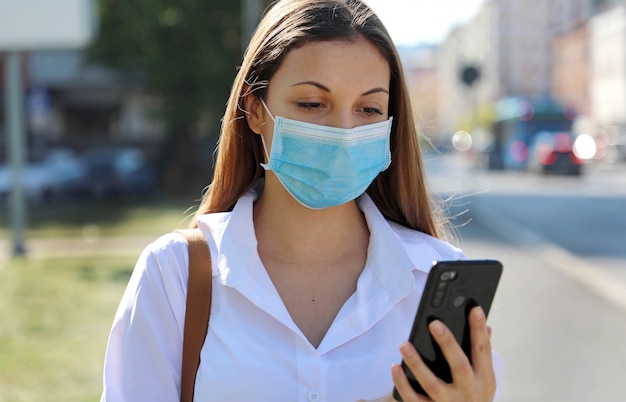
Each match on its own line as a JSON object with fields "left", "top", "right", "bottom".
{"left": 176, "top": 229, "right": 213, "bottom": 402}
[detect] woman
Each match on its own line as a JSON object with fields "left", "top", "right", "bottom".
{"left": 101, "top": 0, "right": 503, "bottom": 400}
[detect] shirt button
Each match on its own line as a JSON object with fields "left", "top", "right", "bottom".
{"left": 308, "top": 390, "right": 320, "bottom": 402}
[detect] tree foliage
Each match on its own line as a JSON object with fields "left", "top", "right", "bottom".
{"left": 88, "top": 0, "right": 243, "bottom": 131}
{"left": 86, "top": 0, "right": 246, "bottom": 194}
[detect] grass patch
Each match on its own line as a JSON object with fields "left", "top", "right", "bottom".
{"left": 0, "top": 256, "right": 135, "bottom": 402}
{"left": 0, "top": 199, "right": 197, "bottom": 400}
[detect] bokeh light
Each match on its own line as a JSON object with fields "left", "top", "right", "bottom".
{"left": 452, "top": 130, "right": 473, "bottom": 152}
{"left": 573, "top": 134, "right": 597, "bottom": 160}
{"left": 509, "top": 140, "right": 529, "bottom": 162}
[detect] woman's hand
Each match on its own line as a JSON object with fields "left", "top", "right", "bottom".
{"left": 389, "top": 306, "right": 496, "bottom": 402}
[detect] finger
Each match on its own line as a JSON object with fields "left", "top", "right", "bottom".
{"left": 468, "top": 306, "right": 496, "bottom": 393}
{"left": 397, "top": 342, "right": 442, "bottom": 401}
{"left": 428, "top": 319, "right": 474, "bottom": 390}
{"left": 390, "top": 362, "right": 431, "bottom": 402}
{"left": 469, "top": 307, "right": 493, "bottom": 374}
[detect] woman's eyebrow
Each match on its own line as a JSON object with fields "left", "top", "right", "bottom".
{"left": 291, "top": 81, "right": 331, "bottom": 92}
{"left": 361, "top": 87, "right": 389, "bottom": 96}
{"left": 291, "top": 81, "right": 389, "bottom": 96}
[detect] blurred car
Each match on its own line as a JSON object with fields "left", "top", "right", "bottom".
{"left": 528, "top": 131, "right": 582, "bottom": 176}
{"left": 0, "top": 147, "right": 86, "bottom": 206}
{"left": 79, "top": 146, "right": 158, "bottom": 198}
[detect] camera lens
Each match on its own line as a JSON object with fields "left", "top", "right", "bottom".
{"left": 441, "top": 272, "right": 451, "bottom": 281}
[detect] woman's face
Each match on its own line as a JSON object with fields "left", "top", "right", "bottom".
{"left": 250, "top": 37, "right": 391, "bottom": 147}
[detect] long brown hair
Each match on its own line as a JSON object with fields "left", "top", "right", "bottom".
{"left": 194, "top": 0, "right": 445, "bottom": 238}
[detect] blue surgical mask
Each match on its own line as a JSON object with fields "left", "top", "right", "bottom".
{"left": 259, "top": 99, "right": 392, "bottom": 209}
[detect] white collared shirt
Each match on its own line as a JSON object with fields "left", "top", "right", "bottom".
{"left": 101, "top": 189, "right": 503, "bottom": 401}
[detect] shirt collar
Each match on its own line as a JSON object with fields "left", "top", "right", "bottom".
{"left": 196, "top": 186, "right": 259, "bottom": 284}
{"left": 356, "top": 193, "right": 420, "bottom": 300}
{"left": 196, "top": 186, "right": 425, "bottom": 298}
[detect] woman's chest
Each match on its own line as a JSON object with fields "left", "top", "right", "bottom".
{"left": 192, "top": 281, "right": 420, "bottom": 401}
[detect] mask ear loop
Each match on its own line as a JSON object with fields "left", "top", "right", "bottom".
{"left": 258, "top": 98, "right": 275, "bottom": 167}
{"left": 259, "top": 98, "right": 275, "bottom": 121}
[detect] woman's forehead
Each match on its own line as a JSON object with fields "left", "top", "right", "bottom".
{"left": 270, "top": 38, "right": 391, "bottom": 91}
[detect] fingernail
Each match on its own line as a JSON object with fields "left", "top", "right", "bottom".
{"left": 391, "top": 363, "right": 402, "bottom": 378}
{"left": 430, "top": 320, "right": 445, "bottom": 336}
{"left": 472, "top": 306, "right": 485, "bottom": 321}
{"left": 400, "top": 342, "right": 415, "bottom": 357}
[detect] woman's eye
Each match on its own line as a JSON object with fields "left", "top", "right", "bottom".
{"left": 297, "top": 102, "right": 323, "bottom": 110}
{"left": 361, "top": 107, "right": 383, "bottom": 116}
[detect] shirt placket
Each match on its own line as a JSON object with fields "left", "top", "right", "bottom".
{"left": 296, "top": 337, "right": 326, "bottom": 402}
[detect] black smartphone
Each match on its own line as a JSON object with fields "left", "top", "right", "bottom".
{"left": 393, "top": 259, "right": 503, "bottom": 400}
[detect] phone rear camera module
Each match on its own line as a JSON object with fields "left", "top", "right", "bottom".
{"left": 432, "top": 290, "right": 446, "bottom": 307}
{"left": 440, "top": 270, "right": 458, "bottom": 281}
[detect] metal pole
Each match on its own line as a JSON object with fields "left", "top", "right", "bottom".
{"left": 5, "top": 51, "right": 28, "bottom": 257}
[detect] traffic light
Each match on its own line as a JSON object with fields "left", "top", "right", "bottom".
{"left": 461, "top": 64, "right": 480, "bottom": 87}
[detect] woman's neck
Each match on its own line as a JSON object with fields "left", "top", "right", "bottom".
{"left": 253, "top": 175, "right": 370, "bottom": 264}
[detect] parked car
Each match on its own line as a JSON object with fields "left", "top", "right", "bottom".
{"left": 528, "top": 131, "right": 582, "bottom": 176}
{"left": 0, "top": 147, "right": 86, "bottom": 206}
{"left": 79, "top": 146, "right": 158, "bottom": 198}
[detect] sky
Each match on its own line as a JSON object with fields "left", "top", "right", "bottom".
{"left": 364, "top": 0, "right": 485, "bottom": 46}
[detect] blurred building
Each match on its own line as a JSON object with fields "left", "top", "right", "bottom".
{"left": 589, "top": 1, "right": 626, "bottom": 161}
{"left": 435, "top": 0, "right": 594, "bottom": 142}
{"left": 401, "top": 45, "right": 441, "bottom": 143}
{"left": 437, "top": 1, "right": 499, "bottom": 140}
{"left": 29, "top": 50, "right": 164, "bottom": 143}
{"left": 551, "top": 23, "right": 591, "bottom": 119}
{"left": 590, "top": 3, "right": 626, "bottom": 129}
{"left": 0, "top": 49, "right": 165, "bottom": 162}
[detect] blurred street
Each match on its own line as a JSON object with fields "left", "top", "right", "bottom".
{"left": 426, "top": 152, "right": 626, "bottom": 401}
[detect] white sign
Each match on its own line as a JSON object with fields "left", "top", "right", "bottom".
{"left": 0, "top": 0, "right": 96, "bottom": 51}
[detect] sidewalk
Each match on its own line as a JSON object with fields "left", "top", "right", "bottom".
{"left": 459, "top": 234, "right": 626, "bottom": 402}
{"left": 471, "top": 199, "right": 626, "bottom": 315}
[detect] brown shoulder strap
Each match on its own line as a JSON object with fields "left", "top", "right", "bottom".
{"left": 176, "top": 229, "right": 213, "bottom": 402}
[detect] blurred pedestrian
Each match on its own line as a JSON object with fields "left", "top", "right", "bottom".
{"left": 100, "top": 0, "right": 502, "bottom": 400}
